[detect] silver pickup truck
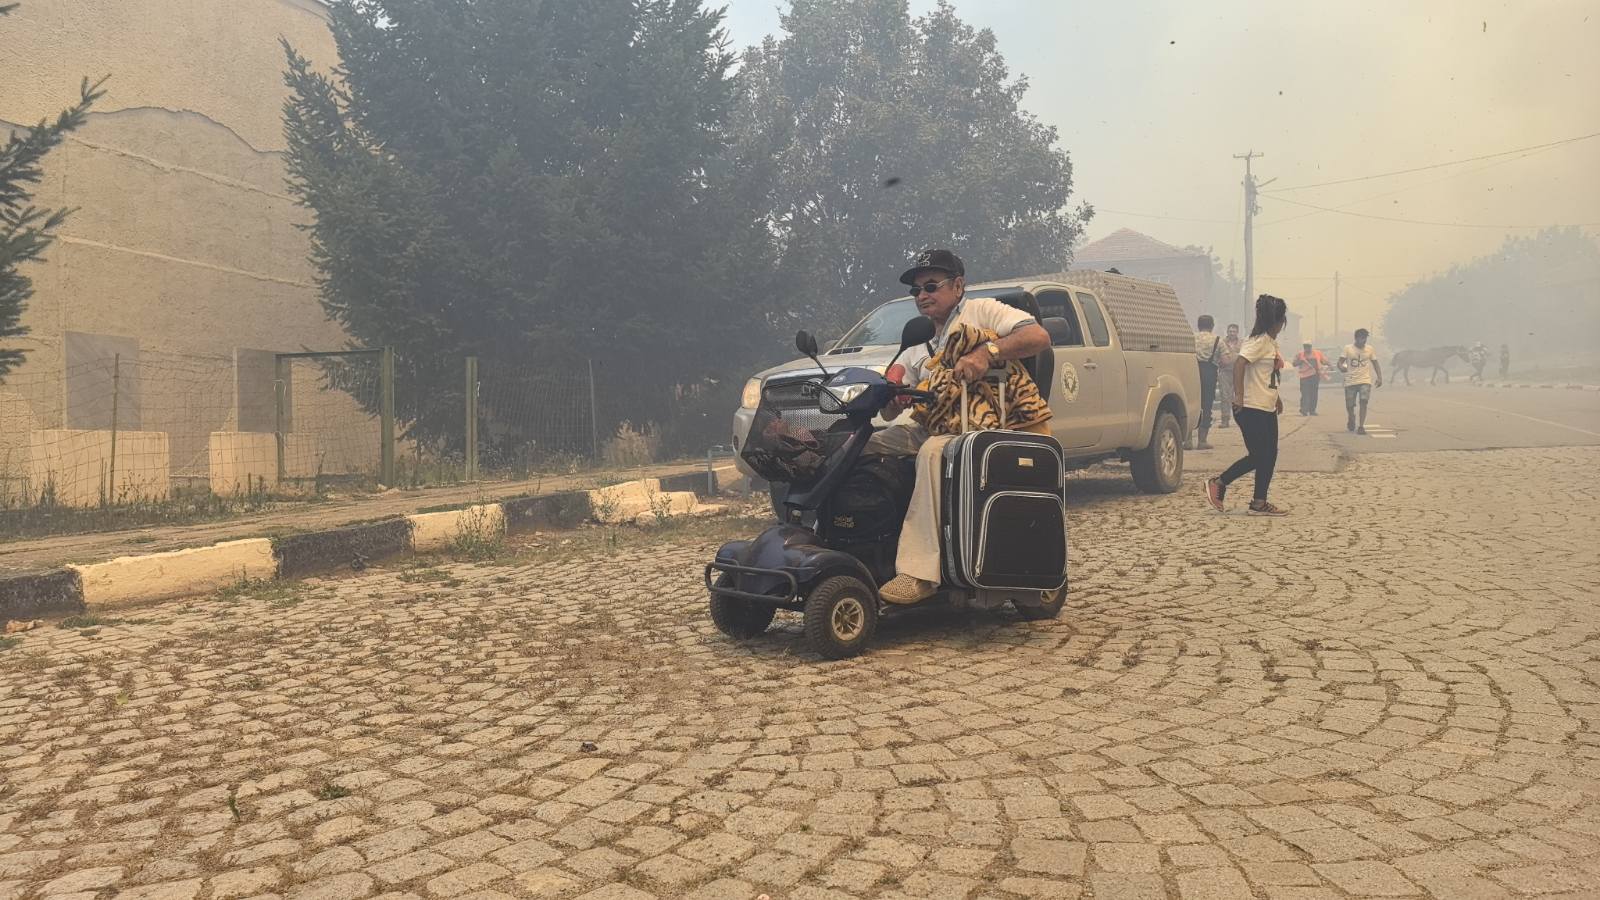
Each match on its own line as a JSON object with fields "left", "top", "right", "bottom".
{"left": 734, "top": 269, "right": 1201, "bottom": 492}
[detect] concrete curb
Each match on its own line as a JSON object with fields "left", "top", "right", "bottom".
{"left": 0, "top": 569, "right": 84, "bottom": 620}
{"left": 0, "top": 473, "right": 728, "bottom": 621}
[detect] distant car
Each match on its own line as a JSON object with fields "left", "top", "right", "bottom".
{"left": 733, "top": 269, "right": 1201, "bottom": 494}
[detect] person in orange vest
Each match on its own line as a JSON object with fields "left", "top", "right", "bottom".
{"left": 1293, "top": 341, "right": 1329, "bottom": 416}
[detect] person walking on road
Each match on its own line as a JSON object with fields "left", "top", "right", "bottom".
{"left": 1293, "top": 341, "right": 1329, "bottom": 416}
{"left": 1215, "top": 324, "right": 1241, "bottom": 428}
{"left": 1469, "top": 341, "right": 1490, "bottom": 383}
{"left": 1499, "top": 343, "right": 1510, "bottom": 379}
{"left": 1338, "top": 328, "right": 1382, "bottom": 435}
{"left": 1190, "top": 314, "right": 1221, "bottom": 450}
{"left": 1205, "top": 295, "right": 1289, "bottom": 516}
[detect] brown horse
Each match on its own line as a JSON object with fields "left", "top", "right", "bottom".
{"left": 1391, "top": 346, "right": 1469, "bottom": 385}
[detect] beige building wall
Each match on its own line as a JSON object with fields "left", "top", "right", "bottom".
{"left": 0, "top": 1, "right": 383, "bottom": 493}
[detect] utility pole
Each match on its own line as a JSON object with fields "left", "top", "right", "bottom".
{"left": 1334, "top": 271, "right": 1341, "bottom": 340}
{"left": 1234, "top": 151, "right": 1264, "bottom": 312}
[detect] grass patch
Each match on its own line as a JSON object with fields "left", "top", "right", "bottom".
{"left": 0, "top": 485, "right": 338, "bottom": 545}
{"left": 0, "top": 636, "right": 19, "bottom": 652}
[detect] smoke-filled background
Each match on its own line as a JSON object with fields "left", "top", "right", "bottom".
{"left": 727, "top": 0, "right": 1600, "bottom": 360}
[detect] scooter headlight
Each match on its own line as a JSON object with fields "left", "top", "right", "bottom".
{"left": 817, "top": 382, "right": 869, "bottom": 414}
{"left": 740, "top": 377, "right": 763, "bottom": 409}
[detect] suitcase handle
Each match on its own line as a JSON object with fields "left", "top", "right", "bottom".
{"left": 959, "top": 373, "right": 1007, "bottom": 434}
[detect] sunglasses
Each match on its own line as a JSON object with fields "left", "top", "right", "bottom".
{"left": 909, "top": 276, "right": 956, "bottom": 296}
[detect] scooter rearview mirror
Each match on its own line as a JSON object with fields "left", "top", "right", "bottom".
{"left": 887, "top": 315, "right": 936, "bottom": 369}
{"left": 795, "top": 329, "right": 830, "bottom": 378}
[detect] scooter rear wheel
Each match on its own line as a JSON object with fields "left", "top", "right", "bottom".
{"left": 1013, "top": 582, "right": 1067, "bottom": 621}
{"left": 709, "top": 574, "right": 777, "bottom": 639}
{"left": 803, "top": 575, "right": 878, "bottom": 659}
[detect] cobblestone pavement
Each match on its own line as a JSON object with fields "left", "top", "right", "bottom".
{"left": 3, "top": 447, "right": 1599, "bottom": 900}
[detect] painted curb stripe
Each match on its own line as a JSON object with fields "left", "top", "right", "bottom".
{"left": 71, "top": 538, "right": 278, "bottom": 607}
{"left": 1, "top": 469, "right": 724, "bottom": 616}
{"left": 273, "top": 518, "right": 414, "bottom": 581}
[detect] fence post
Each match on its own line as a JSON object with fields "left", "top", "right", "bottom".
{"left": 464, "top": 356, "right": 479, "bottom": 482}
{"left": 379, "top": 346, "right": 396, "bottom": 486}
{"left": 107, "top": 353, "right": 120, "bottom": 506}
{"left": 588, "top": 358, "right": 599, "bottom": 459}
{"left": 274, "top": 355, "right": 287, "bottom": 486}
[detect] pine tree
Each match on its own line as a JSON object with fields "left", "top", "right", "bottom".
{"left": 0, "top": 3, "right": 106, "bottom": 380}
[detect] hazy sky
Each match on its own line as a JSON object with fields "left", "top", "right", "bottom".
{"left": 720, "top": 0, "right": 1600, "bottom": 339}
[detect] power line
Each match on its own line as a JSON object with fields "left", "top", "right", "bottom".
{"left": 1259, "top": 195, "right": 1600, "bottom": 230}
{"left": 1259, "top": 273, "right": 1426, "bottom": 280}
{"left": 1262, "top": 130, "right": 1600, "bottom": 193}
{"left": 1257, "top": 145, "right": 1557, "bottom": 229}
{"left": 1095, "top": 207, "right": 1237, "bottom": 225}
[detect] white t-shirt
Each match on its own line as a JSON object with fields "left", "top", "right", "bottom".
{"left": 908, "top": 297, "right": 1035, "bottom": 385}
{"left": 1342, "top": 344, "right": 1377, "bottom": 386}
{"left": 1237, "top": 333, "right": 1282, "bottom": 412}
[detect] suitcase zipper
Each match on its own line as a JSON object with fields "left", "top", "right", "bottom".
{"left": 979, "top": 440, "right": 1065, "bottom": 491}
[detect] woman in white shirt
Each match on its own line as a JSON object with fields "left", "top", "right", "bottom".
{"left": 1205, "top": 295, "right": 1289, "bottom": 516}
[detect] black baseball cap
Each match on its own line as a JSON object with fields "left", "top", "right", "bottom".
{"left": 899, "top": 248, "right": 965, "bottom": 285}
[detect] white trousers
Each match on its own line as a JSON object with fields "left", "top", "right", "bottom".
{"left": 863, "top": 423, "right": 954, "bottom": 584}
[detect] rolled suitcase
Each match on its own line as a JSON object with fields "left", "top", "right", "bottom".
{"left": 940, "top": 377, "right": 1068, "bottom": 591}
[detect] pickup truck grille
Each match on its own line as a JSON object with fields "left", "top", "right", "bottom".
{"left": 761, "top": 376, "right": 846, "bottom": 434}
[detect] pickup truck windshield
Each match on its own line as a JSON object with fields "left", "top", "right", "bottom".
{"left": 829, "top": 291, "right": 1011, "bottom": 351}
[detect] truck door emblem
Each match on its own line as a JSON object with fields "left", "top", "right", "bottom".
{"left": 1060, "top": 363, "right": 1080, "bottom": 403}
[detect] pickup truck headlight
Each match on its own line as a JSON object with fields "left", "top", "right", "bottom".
{"left": 740, "top": 377, "right": 763, "bottom": 409}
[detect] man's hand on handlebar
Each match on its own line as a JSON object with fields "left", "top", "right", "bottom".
{"left": 885, "top": 385, "right": 934, "bottom": 419}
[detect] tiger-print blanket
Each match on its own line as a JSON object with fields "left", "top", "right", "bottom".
{"left": 912, "top": 322, "right": 1052, "bottom": 436}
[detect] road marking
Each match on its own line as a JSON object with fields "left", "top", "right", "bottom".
{"left": 1361, "top": 422, "right": 1399, "bottom": 439}
{"left": 1427, "top": 397, "right": 1600, "bottom": 439}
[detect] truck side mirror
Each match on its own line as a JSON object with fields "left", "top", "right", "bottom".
{"left": 795, "top": 330, "right": 819, "bottom": 358}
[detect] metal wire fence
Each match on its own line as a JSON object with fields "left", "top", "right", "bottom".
{"left": 0, "top": 341, "right": 733, "bottom": 524}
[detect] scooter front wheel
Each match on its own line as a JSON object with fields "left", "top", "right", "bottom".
{"left": 803, "top": 575, "right": 878, "bottom": 659}
{"left": 709, "top": 573, "right": 778, "bottom": 639}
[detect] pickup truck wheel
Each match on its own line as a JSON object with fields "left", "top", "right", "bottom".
{"left": 1131, "top": 411, "right": 1184, "bottom": 494}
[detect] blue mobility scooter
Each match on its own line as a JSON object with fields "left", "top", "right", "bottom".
{"left": 706, "top": 316, "right": 1070, "bottom": 659}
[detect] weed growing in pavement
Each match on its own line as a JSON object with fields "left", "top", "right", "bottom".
{"left": 645, "top": 483, "right": 676, "bottom": 527}
{"left": 213, "top": 577, "right": 302, "bottom": 605}
{"left": 59, "top": 615, "right": 126, "bottom": 629}
{"left": 589, "top": 483, "right": 623, "bottom": 524}
{"left": 398, "top": 565, "right": 450, "bottom": 584}
{"left": 314, "top": 782, "right": 352, "bottom": 801}
{"left": 450, "top": 502, "right": 505, "bottom": 561}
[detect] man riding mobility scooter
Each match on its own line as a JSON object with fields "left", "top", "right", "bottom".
{"left": 705, "top": 316, "right": 1069, "bottom": 659}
